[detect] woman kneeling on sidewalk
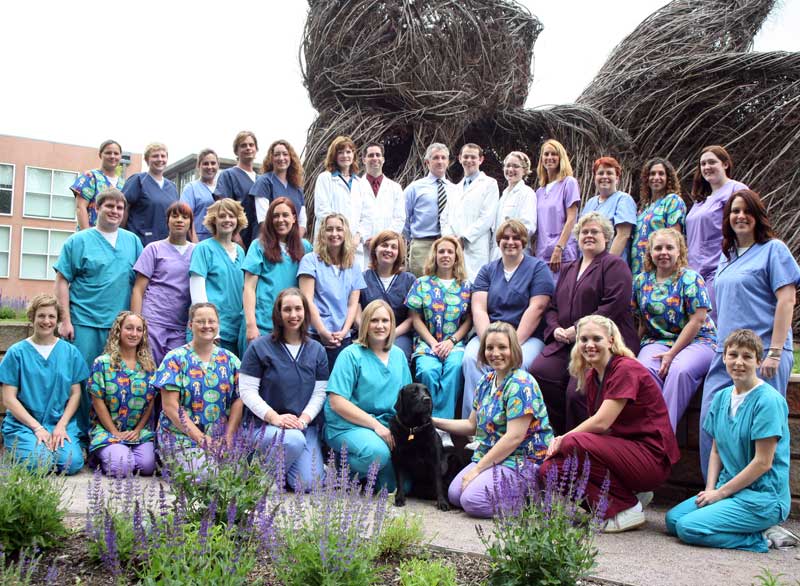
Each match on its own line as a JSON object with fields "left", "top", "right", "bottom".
{"left": 539, "top": 314, "right": 680, "bottom": 533}
{"left": 666, "top": 329, "right": 796, "bottom": 552}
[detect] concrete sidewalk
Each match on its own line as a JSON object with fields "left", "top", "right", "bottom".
{"left": 62, "top": 471, "right": 800, "bottom": 586}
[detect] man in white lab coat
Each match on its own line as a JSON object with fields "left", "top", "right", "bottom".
{"left": 443, "top": 143, "right": 499, "bottom": 281}
{"left": 362, "top": 143, "right": 406, "bottom": 252}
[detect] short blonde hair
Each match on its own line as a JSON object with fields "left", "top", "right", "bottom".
{"left": 568, "top": 315, "right": 635, "bottom": 390}
{"left": 314, "top": 213, "right": 356, "bottom": 269}
{"left": 536, "top": 139, "right": 574, "bottom": 187}
{"left": 422, "top": 235, "right": 468, "bottom": 283}
{"left": 356, "top": 299, "right": 396, "bottom": 351}
{"left": 26, "top": 294, "right": 62, "bottom": 323}
{"left": 573, "top": 212, "right": 614, "bottom": 250}
{"left": 203, "top": 198, "right": 248, "bottom": 237}
{"left": 324, "top": 136, "right": 359, "bottom": 174}
{"left": 643, "top": 228, "right": 688, "bottom": 273}
{"left": 477, "top": 321, "right": 523, "bottom": 370}
{"left": 144, "top": 142, "right": 168, "bottom": 162}
{"left": 233, "top": 131, "right": 258, "bottom": 155}
{"left": 503, "top": 151, "right": 532, "bottom": 176}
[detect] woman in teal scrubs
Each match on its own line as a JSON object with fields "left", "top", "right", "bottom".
{"left": 323, "top": 299, "right": 412, "bottom": 490}
{"left": 189, "top": 198, "right": 248, "bottom": 356}
{"left": 241, "top": 197, "right": 312, "bottom": 351}
{"left": 0, "top": 294, "right": 87, "bottom": 474}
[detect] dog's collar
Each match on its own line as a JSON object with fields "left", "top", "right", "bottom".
{"left": 393, "top": 414, "right": 433, "bottom": 441}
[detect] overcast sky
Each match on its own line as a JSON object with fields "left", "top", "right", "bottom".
{"left": 2, "top": 0, "right": 797, "bottom": 165}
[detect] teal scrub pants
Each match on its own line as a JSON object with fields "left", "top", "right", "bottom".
{"left": 666, "top": 494, "right": 782, "bottom": 553}
{"left": 414, "top": 351, "right": 464, "bottom": 419}
{"left": 325, "top": 426, "right": 396, "bottom": 492}
{"left": 4, "top": 427, "right": 84, "bottom": 475}
{"left": 71, "top": 324, "right": 110, "bottom": 438}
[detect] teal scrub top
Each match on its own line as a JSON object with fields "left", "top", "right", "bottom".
{"left": 704, "top": 382, "right": 791, "bottom": 520}
{"left": 53, "top": 228, "right": 142, "bottom": 328}
{"left": 323, "top": 344, "right": 411, "bottom": 439}
{"left": 243, "top": 238, "right": 312, "bottom": 334}
{"left": 0, "top": 339, "right": 89, "bottom": 440}
{"left": 189, "top": 238, "right": 245, "bottom": 344}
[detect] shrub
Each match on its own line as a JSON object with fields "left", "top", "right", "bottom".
{"left": 376, "top": 513, "right": 426, "bottom": 558}
{"left": 477, "top": 454, "right": 608, "bottom": 586}
{"left": 269, "top": 446, "right": 389, "bottom": 586}
{"left": 0, "top": 454, "right": 68, "bottom": 552}
{"left": 399, "top": 558, "right": 457, "bottom": 586}
{"left": 159, "top": 420, "right": 279, "bottom": 524}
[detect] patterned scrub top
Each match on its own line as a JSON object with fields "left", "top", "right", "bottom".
{"left": 87, "top": 354, "right": 156, "bottom": 452}
{"left": 472, "top": 369, "right": 553, "bottom": 468}
{"left": 70, "top": 169, "right": 125, "bottom": 228}
{"left": 630, "top": 193, "right": 686, "bottom": 276}
{"left": 404, "top": 275, "right": 471, "bottom": 358}
{"left": 154, "top": 344, "right": 240, "bottom": 447}
{"left": 632, "top": 268, "right": 717, "bottom": 347}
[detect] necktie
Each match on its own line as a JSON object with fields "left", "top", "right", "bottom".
{"left": 464, "top": 178, "right": 471, "bottom": 190}
{"left": 437, "top": 178, "right": 447, "bottom": 221}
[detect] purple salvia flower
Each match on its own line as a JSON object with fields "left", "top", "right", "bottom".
{"left": 44, "top": 562, "right": 60, "bottom": 585}
{"left": 226, "top": 497, "right": 238, "bottom": 527}
{"left": 101, "top": 511, "right": 121, "bottom": 577}
{"left": 594, "top": 471, "right": 612, "bottom": 529}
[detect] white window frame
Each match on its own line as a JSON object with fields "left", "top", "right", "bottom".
{"left": 0, "top": 224, "right": 11, "bottom": 279}
{"left": 0, "top": 162, "right": 14, "bottom": 216}
{"left": 22, "top": 165, "right": 78, "bottom": 221}
{"left": 19, "top": 227, "right": 73, "bottom": 281}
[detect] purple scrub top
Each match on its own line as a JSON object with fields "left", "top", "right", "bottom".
{"left": 534, "top": 176, "right": 580, "bottom": 264}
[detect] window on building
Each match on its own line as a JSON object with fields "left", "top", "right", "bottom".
{"left": 178, "top": 169, "right": 196, "bottom": 194}
{"left": 0, "top": 226, "right": 10, "bottom": 278}
{"left": 0, "top": 163, "right": 13, "bottom": 215}
{"left": 24, "top": 167, "right": 77, "bottom": 220}
{"left": 20, "top": 228, "right": 71, "bottom": 280}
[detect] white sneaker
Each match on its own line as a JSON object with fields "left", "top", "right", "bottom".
{"left": 636, "top": 491, "right": 654, "bottom": 508}
{"left": 764, "top": 525, "right": 800, "bottom": 549}
{"left": 603, "top": 505, "right": 646, "bottom": 533}
{"left": 436, "top": 429, "right": 454, "bottom": 449}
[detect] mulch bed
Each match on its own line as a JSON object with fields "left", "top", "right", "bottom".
{"left": 31, "top": 530, "right": 627, "bottom": 586}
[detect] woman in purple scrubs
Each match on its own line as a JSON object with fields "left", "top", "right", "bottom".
{"left": 685, "top": 145, "right": 748, "bottom": 320}
{"left": 534, "top": 139, "right": 580, "bottom": 280}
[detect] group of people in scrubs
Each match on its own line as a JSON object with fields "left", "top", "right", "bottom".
{"left": 0, "top": 133, "right": 796, "bottom": 553}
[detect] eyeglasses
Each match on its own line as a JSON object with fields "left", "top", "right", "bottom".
{"left": 504, "top": 164, "right": 522, "bottom": 169}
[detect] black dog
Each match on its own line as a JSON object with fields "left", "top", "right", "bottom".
{"left": 390, "top": 383, "right": 459, "bottom": 511}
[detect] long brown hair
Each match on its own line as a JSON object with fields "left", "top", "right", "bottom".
{"left": 262, "top": 139, "right": 303, "bottom": 188}
{"left": 721, "top": 189, "right": 776, "bottom": 259}
{"left": 259, "top": 197, "right": 305, "bottom": 263}
{"left": 638, "top": 157, "right": 682, "bottom": 210}
{"left": 691, "top": 145, "right": 733, "bottom": 203}
{"left": 271, "top": 287, "right": 310, "bottom": 343}
{"left": 103, "top": 311, "right": 156, "bottom": 372}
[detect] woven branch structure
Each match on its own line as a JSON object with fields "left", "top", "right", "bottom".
{"left": 301, "top": 0, "right": 800, "bottom": 322}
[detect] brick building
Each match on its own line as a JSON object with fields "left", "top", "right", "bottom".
{"left": 0, "top": 135, "right": 143, "bottom": 301}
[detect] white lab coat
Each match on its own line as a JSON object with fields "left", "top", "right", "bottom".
{"left": 444, "top": 171, "right": 499, "bottom": 281}
{"left": 365, "top": 175, "right": 405, "bottom": 237}
{"left": 313, "top": 171, "right": 374, "bottom": 267}
{"left": 491, "top": 181, "right": 537, "bottom": 260}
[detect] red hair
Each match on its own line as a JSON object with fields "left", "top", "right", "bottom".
{"left": 592, "top": 156, "right": 622, "bottom": 177}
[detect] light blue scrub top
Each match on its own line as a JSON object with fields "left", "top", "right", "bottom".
{"left": 713, "top": 240, "right": 800, "bottom": 354}
{"left": 323, "top": 344, "right": 412, "bottom": 438}
{"left": 189, "top": 238, "right": 245, "bottom": 344}
{"left": 243, "top": 239, "right": 312, "bottom": 334}
{"left": 53, "top": 228, "right": 142, "bottom": 328}
{"left": 297, "top": 253, "right": 366, "bottom": 336}
{"left": 704, "top": 382, "right": 790, "bottom": 519}
{"left": 581, "top": 191, "right": 637, "bottom": 265}
{"left": 180, "top": 180, "right": 215, "bottom": 240}
{"left": 0, "top": 339, "right": 89, "bottom": 440}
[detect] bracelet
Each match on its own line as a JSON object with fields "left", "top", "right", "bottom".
{"left": 554, "top": 244, "right": 564, "bottom": 251}
{"left": 33, "top": 425, "right": 44, "bottom": 433}
{"left": 766, "top": 349, "right": 782, "bottom": 359}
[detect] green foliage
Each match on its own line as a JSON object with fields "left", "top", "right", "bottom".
{"left": 752, "top": 567, "right": 800, "bottom": 586}
{"left": 376, "top": 514, "right": 426, "bottom": 558}
{"left": 0, "top": 454, "right": 68, "bottom": 552}
{"left": 139, "top": 522, "right": 259, "bottom": 586}
{"left": 398, "top": 558, "right": 456, "bottom": 586}
{"left": 0, "top": 306, "right": 18, "bottom": 319}
{"left": 479, "top": 497, "right": 598, "bottom": 586}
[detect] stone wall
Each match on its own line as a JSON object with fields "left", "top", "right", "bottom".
{"left": 656, "top": 377, "right": 800, "bottom": 518}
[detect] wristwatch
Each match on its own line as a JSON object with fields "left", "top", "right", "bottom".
{"left": 448, "top": 335, "right": 458, "bottom": 344}
{"left": 766, "top": 348, "right": 782, "bottom": 359}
